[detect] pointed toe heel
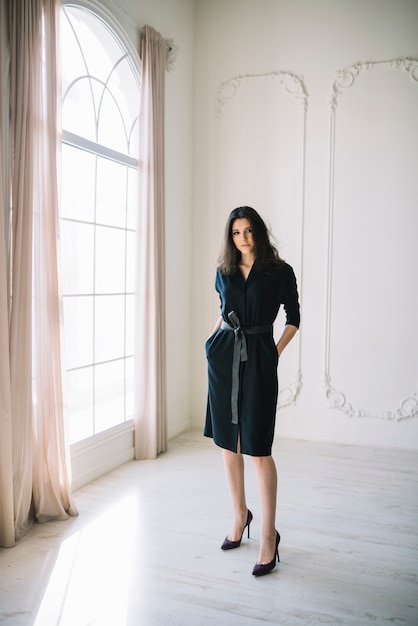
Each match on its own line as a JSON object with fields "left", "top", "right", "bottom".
{"left": 252, "top": 531, "right": 280, "bottom": 577}
{"left": 221, "top": 509, "right": 253, "bottom": 550}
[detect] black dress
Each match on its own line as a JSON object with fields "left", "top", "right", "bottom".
{"left": 204, "top": 261, "right": 300, "bottom": 456}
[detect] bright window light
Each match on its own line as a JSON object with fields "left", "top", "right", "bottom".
{"left": 60, "top": 5, "right": 140, "bottom": 444}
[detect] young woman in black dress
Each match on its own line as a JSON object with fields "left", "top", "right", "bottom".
{"left": 204, "top": 206, "right": 300, "bottom": 576}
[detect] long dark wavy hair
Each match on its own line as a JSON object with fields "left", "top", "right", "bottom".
{"left": 218, "top": 206, "right": 284, "bottom": 275}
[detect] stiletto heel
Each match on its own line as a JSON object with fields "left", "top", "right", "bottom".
{"left": 221, "top": 509, "right": 253, "bottom": 550}
{"left": 252, "top": 531, "right": 280, "bottom": 577}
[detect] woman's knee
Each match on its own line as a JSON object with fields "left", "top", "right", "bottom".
{"left": 251, "top": 455, "right": 275, "bottom": 470}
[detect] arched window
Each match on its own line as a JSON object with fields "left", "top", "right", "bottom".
{"left": 60, "top": 3, "right": 140, "bottom": 444}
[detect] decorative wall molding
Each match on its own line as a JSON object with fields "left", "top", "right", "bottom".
{"left": 215, "top": 71, "right": 308, "bottom": 408}
{"left": 325, "top": 375, "right": 418, "bottom": 421}
{"left": 279, "top": 369, "right": 303, "bottom": 409}
{"left": 215, "top": 71, "right": 308, "bottom": 118}
{"left": 166, "top": 39, "right": 178, "bottom": 72}
{"left": 330, "top": 57, "right": 418, "bottom": 111}
{"left": 325, "top": 57, "right": 418, "bottom": 421}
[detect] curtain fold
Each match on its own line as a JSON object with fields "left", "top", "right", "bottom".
{"left": 7, "top": 0, "right": 40, "bottom": 544}
{"left": 134, "top": 25, "right": 167, "bottom": 460}
{"left": 0, "top": 0, "right": 15, "bottom": 548}
{"left": 31, "top": 0, "right": 77, "bottom": 523}
{"left": 0, "top": 0, "right": 77, "bottom": 548}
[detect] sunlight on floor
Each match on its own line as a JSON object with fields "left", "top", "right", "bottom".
{"left": 33, "top": 495, "right": 141, "bottom": 626}
{"left": 2, "top": 434, "right": 417, "bottom": 625}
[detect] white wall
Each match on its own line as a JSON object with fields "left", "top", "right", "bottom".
{"left": 191, "top": 0, "right": 418, "bottom": 449}
{"left": 2, "top": 0, "right": 417, "bottom": 477}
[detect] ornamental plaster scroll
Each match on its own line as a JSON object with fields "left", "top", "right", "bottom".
{"left": 278, "top": 369, "right": 303, "bottom": 409}
{"left": 325, "top": 57, "right": 418, "bottom": 421}
{"left": 165, "top": 39, "right": 178, "bottom": 72}
{"left": 325, "top": 375, "right": 418, "bottom": 421}
{"left": 330, "top": 57, "right": 418, "bottom": 112}
{"left": 215, "top": 71, "right": 308, "bottom": 118}
{"left": 215, "top": 71, "right": 308, "bottom": 409}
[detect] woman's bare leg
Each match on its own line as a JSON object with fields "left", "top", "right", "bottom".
{"left": 252, "top": 455, "right": 278, "bottom": 564}
{"left": 222, "top": 442, "right": 248, "bottom": 541}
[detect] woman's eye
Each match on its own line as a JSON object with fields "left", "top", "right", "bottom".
{"left": 232, "top": 231, "right": 239, "bottom": 236}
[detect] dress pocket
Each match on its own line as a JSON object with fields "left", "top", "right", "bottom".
{"left": 205, "top": 331, "right": 217, "bottom": 357}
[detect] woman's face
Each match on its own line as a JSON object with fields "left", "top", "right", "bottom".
{"left": 231, "top": 218, "right": 255, "bottom": 257}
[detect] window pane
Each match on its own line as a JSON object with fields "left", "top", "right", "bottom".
{"left": 67, "top": 367, "right": 94, "bottom": 443}
{"left": 63, "top": 296, "right": 93, "bottom": 369}
{"left": 95, "top": 360, "right": 125, "bottom": 433}
{"left": 96, "top": 158, "right": 127, "bottom": 227}
{"left": 126, "top": 167, "right": 137, "bottom": 230}
{"left": 61, "top": 221, "right": 94, "bottom": 294}
{"left": 125, "top": 294, "right": 134, "bottom": 356}
{"left": 61, "top": 10, "right": 88, "bottom": 96}
{"left": 126, "top": 231, "right": 135, "bottom": 293}
{"left": 97, "top": 90, "right": 129, "bottom": 154}
{"left": 65, "top": 7, "right": 125, "bottom": 85}
{"left": 129, "top": 117, "right": 139, "bottom": 158}
{"left": 95, "top": 226, "right": 126, "bottom": 294}
{"left": 107, "top": 56, "right": 139, "bottom": 135}
{"left": 125, "top": 357, "right": 134, "bottom": 419}
{"left": 95, "top": 295, "right": 125, "bottom": 362}
{"left": 61, "top": 145, "right": 95, "bottom": 222}
{"left": 63, "top": 78, "right": 97, "bottom": 142}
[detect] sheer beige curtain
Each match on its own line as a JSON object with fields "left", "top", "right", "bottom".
{"left": 135, "top": 25, "right": 167, "bottom": 460}
{"left": 0, "top": 0, "right": 76, "bottom": 548}
{"left": 0, "top": 0, "right": 14, "bottom": 548}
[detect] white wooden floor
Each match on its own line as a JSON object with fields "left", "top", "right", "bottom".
{"left": 0, "top": 430, "right": 417, "bottom": 626}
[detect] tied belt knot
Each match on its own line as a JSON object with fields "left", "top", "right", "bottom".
{"left": 221, "top": 311, "right": 272, "bottom": 424}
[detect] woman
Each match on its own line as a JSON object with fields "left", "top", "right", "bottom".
{"left": 204, "top": 206, "right": 300, "bottom": 577}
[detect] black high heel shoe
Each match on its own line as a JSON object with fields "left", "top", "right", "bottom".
{"left": 221, "top": 509, "right": 253, "bottom": 550}
{"left": 252, "top": 531, "right": 280, "bottom": 577}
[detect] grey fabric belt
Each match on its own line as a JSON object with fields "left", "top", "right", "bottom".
{"left": 221, "top": 311, "right": 272, "bottom": 424}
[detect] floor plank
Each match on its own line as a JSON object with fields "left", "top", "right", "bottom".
{"left": 0, "top": 431, "right": 417, "bottom": 625}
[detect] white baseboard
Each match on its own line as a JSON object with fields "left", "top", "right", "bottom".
{"left": 168, "top": 416, "right": 193, "bottom": 440}
{"left": 70, "top": 417, "right": 194, "bottom": 491}
{"left": 70, "top": 420, "right": 135, "bottom": 491}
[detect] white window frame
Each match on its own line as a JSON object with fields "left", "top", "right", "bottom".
{"left": 61, "top": 0, "right": 141, "bottom": 489}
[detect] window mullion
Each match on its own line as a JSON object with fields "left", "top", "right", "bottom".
{"left": 62, "top": 130, "right": 138, "bottom": 168}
